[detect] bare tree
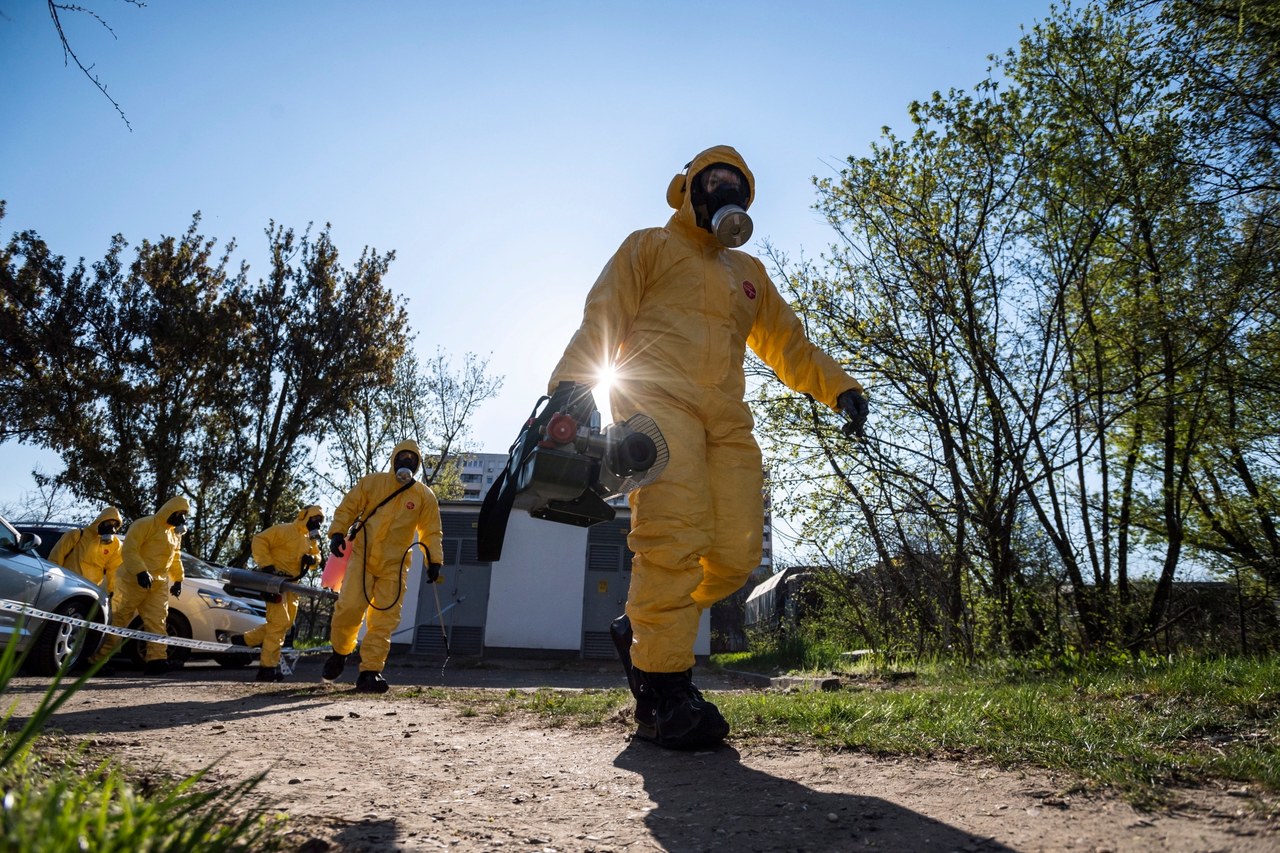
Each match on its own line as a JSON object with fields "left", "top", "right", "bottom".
{"left": 323, "top": 347, "right": 503, "bottom": 500}
{"left": 46, "top": 0, "right": 145, "bottom": 131}
{"left": 0, "top": 466, "right": 92, "bottom": 523}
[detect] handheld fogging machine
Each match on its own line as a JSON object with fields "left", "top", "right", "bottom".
{"left": 476, "top": 381, "right": 669, "bottom": 561}
{"left": 221, "top": 566, "right": 339, "bottom": 603}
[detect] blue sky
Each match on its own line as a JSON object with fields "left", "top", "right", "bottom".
{"left": 1, "top": 0, "right": 1055, "bottom": 520}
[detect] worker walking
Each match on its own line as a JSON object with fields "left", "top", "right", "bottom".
{"left": 89, "top": 496, "right": 191, "bottom": 675}
{"left": 548, "top": 145, "right": 868, "bottom": 749}
{"left": 232, "top": 505, "right": 325, "bottom": 682}
{"left": 323, "top": 439, "right": 444, "bottom": 693}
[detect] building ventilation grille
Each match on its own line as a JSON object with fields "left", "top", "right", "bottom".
{"left": 413, "top": 625, "right": 483, "bottom": 656}
{"left": 582, "top": 631, "right": 617, "bottom": 660}
{"left": 588, "top": 544, "right": 620, "bottom": 572}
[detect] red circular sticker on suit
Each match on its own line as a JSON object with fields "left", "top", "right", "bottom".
{"left": 406, "top": 502, "right": 415, "bottom": 510}
{"left": 742, "top": 280, "right": 757, "bottom": 299}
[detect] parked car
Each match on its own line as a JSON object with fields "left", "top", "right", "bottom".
{"left": 0, "top": 515, "right": 108, "bottom": 675}
{"left": 16, "top": 522, "right": 267, "bottom": 669}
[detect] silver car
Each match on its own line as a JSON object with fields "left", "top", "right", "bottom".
{"left": 0, "top": 515, "right": 107, "bottom": 675}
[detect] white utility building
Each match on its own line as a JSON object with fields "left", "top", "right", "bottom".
{"left": 388, "top": 500, "right": 711, "bottom": 660}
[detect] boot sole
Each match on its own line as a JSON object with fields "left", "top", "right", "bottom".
{"left": 636, "top": 727, "right": 729, "bottom": 751}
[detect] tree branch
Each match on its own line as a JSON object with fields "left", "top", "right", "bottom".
{"left": 47, "top": 1, "right": 143, "bottom": 131}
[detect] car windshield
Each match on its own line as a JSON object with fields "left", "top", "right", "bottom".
{"left": 179, "top": 554, "right": 224, "bottom": 580}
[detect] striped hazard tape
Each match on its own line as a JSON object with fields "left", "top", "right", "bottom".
{"left": 0, "top": 598, "right": 331, "bottom": 661}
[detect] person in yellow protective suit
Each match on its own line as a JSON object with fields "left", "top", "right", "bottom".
{"left": 49, "top": 506, "right": 124, "bottom": 595}
{"left": 548, "top": 145, "right": 868, "bottom": 750}
{"left": 323, "top": 439, "right": 444, "bottom": 693}
{"left": 230, "top": 505, "right": 324, "bottom": 682}
{"left": 89, "top": 495, "right": 191, "bottom": 676}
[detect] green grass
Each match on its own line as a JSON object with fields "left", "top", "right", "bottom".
{"left": 1, "top": 743, "right": 284, "bottom": 852}
{"left": 1, "top": 627, "right": 288, "bottom": 851}
{"left": 503, "top": 654, "right": 1280, "bottom": 808}
{"left": 716, "top": 635, "right": 854, "bottom": 675}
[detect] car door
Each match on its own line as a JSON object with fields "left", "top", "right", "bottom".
{"left": 0, "top": 518, "right": 44, "bottom": 647}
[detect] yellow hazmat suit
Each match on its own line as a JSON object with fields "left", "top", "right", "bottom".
{"left": 241, "top": 505, "right": 323, "bottom": 668}
{"left": 328, "top": 439, "right": 443, "bottom": 673}
{"left": 50, "top": 506, "right": 124, "bottom": 594}
{"left": 550, "top": 145, "right": 862, "bottom": 673}
{"left": 91, "top": 495, "right": 190, "bottom": 665}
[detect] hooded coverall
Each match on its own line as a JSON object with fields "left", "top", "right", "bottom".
{"left": 327, "top": 439, "right": 444, "bottom": 673}
{"left": 90, "top": 495, "right": 190, "bottom": 665}
{"left": 50, "top": 506, "right": 124, "bottom": 595}
{"left": 549, "top": 145, "right": 862, "bottom": 674}
{"left": 241, "top": 505, "right": 323, "bottom": 668}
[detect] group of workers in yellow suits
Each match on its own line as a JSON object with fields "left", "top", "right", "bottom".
{"left": 49, "top": 145, "right": 866, "bottom": 742}
{"left": 57, "top": 440, "right": 443, "bottom": 693}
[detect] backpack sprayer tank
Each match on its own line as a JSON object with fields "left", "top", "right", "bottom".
{"left": 476, "top": 381, "right": 668, "bottom": 561}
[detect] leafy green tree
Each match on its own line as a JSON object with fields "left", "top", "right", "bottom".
{"left": 0, "top": 211, "right": 413, "bottom": 565}
{"left": 754, "top": 0, "right": 1280, "bottom": 657}
{"left": 206, "top": 222, "right": 409, "bottom": 564}
{"left": 1, "top": 212, "right": 247, "bottom": 527}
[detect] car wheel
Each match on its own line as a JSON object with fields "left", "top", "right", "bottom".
{"left": 26, "top": 599, "right": 96, "bottom": 676}
{"left": 125, "top": 610, "right": 193, "bottom": 669}
{"left": 163, "top": 610, "right": 193, "bottom": 669}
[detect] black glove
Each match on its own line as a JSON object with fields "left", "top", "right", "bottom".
{"left": 427, "top": 562, "right": 442, "bottom": 583}
{"left": 170, "top": 582, "right": 182, "bottom": 597}
{"left": 136, "top": 571, "right": 152, "bottom": 589}
{"left": 264, "top": 592, "right": 283, "bottom": 604}
{"left": 329, "top": 533, "right": 346, "bottom": 557}
{"left": 301, "top": 553, "right": 318, "bottom": 569}
{"left": 837, "top": 388, "right": 869, "bottom": 438}
{"left": 257, "top": 564, "right": 278, "bottom": 575}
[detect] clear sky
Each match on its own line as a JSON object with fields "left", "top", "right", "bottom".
{"left": 1, "top": 0, "right": 1055, "bottom": 521}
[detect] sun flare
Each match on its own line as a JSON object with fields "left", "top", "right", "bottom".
{"left": 594, "top": 364, "right": 618, "bottom": 422}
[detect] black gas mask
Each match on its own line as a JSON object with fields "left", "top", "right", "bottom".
{"left": 690, "top": 164, "right": 752, "bottom": 247}
{"left": 167, "top": 512, "right": 188, "bottom": 535}
{"left": 394, "top": 452, "right": 420, "bottom": 484}
{"left": 97, "top": 519, "right": 120, "bottom": 544}
{"left": 306, "top": 514, "right": 324, "bottom": 541}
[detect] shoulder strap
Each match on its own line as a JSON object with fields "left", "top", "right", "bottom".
{"left": 348, "top": 478, "right": 415, "bottom": 539}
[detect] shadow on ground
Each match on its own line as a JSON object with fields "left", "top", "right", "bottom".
{"left": 615, "top": 741, "right": 1011, "bottom": 852}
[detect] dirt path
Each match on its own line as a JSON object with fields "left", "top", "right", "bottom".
{"left": 5, "top": 660, "right": 1276, "bottom": 852}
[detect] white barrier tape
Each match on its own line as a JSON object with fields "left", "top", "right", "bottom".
{"left": 0, "top": 598, "right": 331, "bottom": 657}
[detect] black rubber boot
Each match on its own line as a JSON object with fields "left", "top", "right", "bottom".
{"left": 355, "top": 670, "right": 389, "bottom": 694}
{"left": 609, "top": 614, "right": 656, "bottom": 739}
{"left": 255, "top": 665, "right": 283, "bottom": 683}
{"left": 143, "top": 659, "right": 170, "bottom": 676}
{"left": 633, "top": 668, "right": 730, "bottom": 750}
{"left": 322, "top": 652, "right": 347, "bottom": 682}
{"left": 229, "top": 634, "right": 248, "bottom": 647}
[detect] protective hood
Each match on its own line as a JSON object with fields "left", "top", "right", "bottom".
{"left": 156, "top": 495, "right": 191, "bottom": 522}
{"left": 390, "top": 438, "right": 422, "bottom": 471}
{"left": 294, "top": 504, "right": 324, "bottom": 525}
{"left": 90, "top": 506, "right": 123, "bottom": 530}
{"left": 665, "top": 145, "right": 755, "bottom": 236}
